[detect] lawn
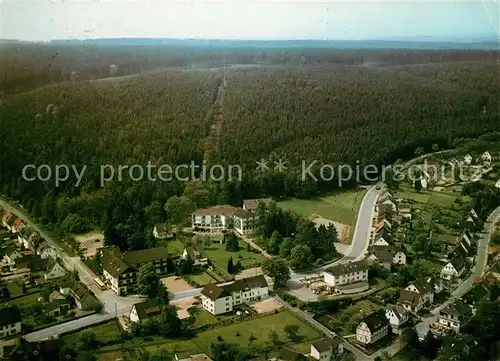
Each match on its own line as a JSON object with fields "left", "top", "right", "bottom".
{"left": 3, "top": 292, "right": 41, "bottom": 308}
{"left": 277, "top": 189, "right": 366, "bottom": 226}
{"left": 165, "top": 239, "right": 186, "bottom": 255}
{"left": 185, "top": 272, "right": 217, "bottom": 286}
{"left": 318, "top": 299, "right": 380, "bottom": 336}
{"left": 7, "top": 281, "right": 24, "bottom": 298}
{"left": 202, "top": 240, "right": 266, "bottom": 271}
{"left": 61, "top": 320, "right": 122, "bottom": 346}
{"left": 393, "top": 186, "right": 431, "bottom": 203}
{"left": 193, "top": 310, "right": 322, "bottom": 351}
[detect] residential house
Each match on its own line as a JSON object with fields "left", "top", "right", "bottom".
{"left": 385, "top": 304, "right": 409, "bottom": 334}
{"left": 242, "top": 198, "right": 272, "bottom": 212}
{"left": 377, "top": 191, "right": 397, "bottom": 212}
{"left": 101, "top": 246, "right": 172, "bottom": 295}
{"left": 200, "top": 275, "right": 268, "bottom": 315}
{"left": 464, "top": 154, "right": 472, "bottom": 165}
{"left": 457, "top": 238, "right": 472, "bottom": 259}
{"left": 399, "top": 290, "right": 425, "bottom": 313}
{"left": 496, "top": 179, "right": 500, "bottom": 189}
{"left": 13, "top": 255, "right": 48, "bottom": 277}
{"left": 436, "top": 300, "right": 472, "bottom": 333}
{"left": 45, "top": 299, "right": 72, "bottom": 317}
{"left": 70, "top": 282, "right": 99, "bottom": 311}
{"left": 233, "top": 208, "right": 259, "bottom": 235}
{"left": 481, "top": 151, "right": 492, "bottom": 164}
{"left": 398, "top": 203, "right": 412, "bottom": 219}
{"left": 310, "top": 337, "right": 344, "bottom": 360}
{"left": 440, "top": 255, "right": 466, "bottom": 281}
{"left": 11, "top": 219, "right": 24, "bottom": 234}
{"left": 375, "top": 204, "right": 393, "bottom": 223}
{"left": 174, "top": 353, "right": 192, "bottom": 361}
{"left": 372, "top": 237, "right": 390, "bottom": 247}
{"left": 0, "top": 306, "right": 22, "bottom": 338}
{"left": 276, "top": 348, "right": 307, "bottom": 361}
{"left": 44, "top": 258, "right": 66, "bottom": 280}
{"left": 406, "top": 279, "right": 435, "bottom": 305}
{"left": 367, "top": 246, "right": 406, "bottom": 269}
{"left": 3, "top": 247, "right": 23, "bottom": 265}
{"left": 129, "top": 299, "right": 162, "bottom": 323}
{"left": 36, "top": 241, "right": 56, "bottom": 259}
{"left": 371, "top": 223, "right": 392, "bottom": 245}
{"left": 323, "top": 261, "right": 369, "bottom": 288}
{"left": 191, "top": 205, "right": 239, "bottom": 232}
{"left": 153, "top": 224, "right": 174, "bottom": 239}
{"left": 181, "top": 247, "right": 208, "bottom": 267}
{"left": 470, "top": 208, "right": 479, "bottom": 222}
{"left": 49, "top": 290, "right": 66, "bottom": 302}
{"left": 2, "top": 213, "right": 14, "bottom": 230}
{"left": 17, "top": 227, "right": 34, "bottom": 249}
{"left": 356, "top": 309, "right": 390, "bottom": 346}
{"left": 463, "top": 283, "right": 490, "bottom": 308}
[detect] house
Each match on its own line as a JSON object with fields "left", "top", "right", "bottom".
{"left": 356, "top": 309, "right": 390, "bottom": 346}
{"left": 367, "top": 246, "right": 406, "bottom": 269}
{"left": 191, "top": 205, "right": 239, "bottom": 232}
{"left": 470, "top": 208, "right": 479, "bottom": 221}
{"left": 385, "top": 304, "right": 409, "bottom": 334}
{"left": 11, "top": 219, "right": 24, "bottom": 234}
{"left": 406, "top": 278, "right": 435, "bottom": 305}
{"left": 496, "top": 179, "right": 500, "bottom": 189}
{"left": 36, "top": 241, "right": 56, "bottom": 259}
{"left": 397, "top": 203, "right": 412, "bottom": 219}
{"left": 399, "top": 289, "right": 425, "bottom": 313}
{"left": 153, "top": 224, "right": 174, "bottom": 239}
{"left": 371, "top": 223, "right": 392, "bottom": 244}
{"left": 372, "top": 237, "right": 390, "bottom": 247}
{"left": 242, "top": 198, "right": 272, "bottom": 212}
{"left": 174, "top": 353, "right": 192, "bottom": 361}
{"left": 17, "top": 227, "right": 34, "bottom": 249}
{"left": 457, "top": 238, "right": 472, "bottom": 258}
{"left": 0, "top": 306, "right": 22, "bottom": 338}
{"left": 70, "top": 283, "right": 100, "bottom": 311}
{"left": 323, "top": 261, "right": 368, "bottom": 288}
{"left": 464, "top": 154, "right": 473, "bottom": 165}
{"left": 13, "top": 255, "right": 48, "bottom": 276}
{"left": 310, "top": 337, "right": 344, "bottom": 360}
{"left": 481, "top": 151, "right": 492, "bottom": 164}
{"left": 200, "top": 275, "right": 268, "bottom": 315}
{"left": 377, "top": 191, "right": 397, "bottom": 212}
{"left": 3, "top": 247, "right": 23, "bottom": 265}
{"left": 375, "top": 204, "right": 393, "bottom": 222}
{"left": 44, "top": 258, "right": 66, "bottom": 280}
{"left": 233, "top": 208, "right": 259, "bottom": 235}
{"left": 129, "top": 299, "right": 162, "bottom": 323}
{"left": 101, "top": 246, "right": 172, "bottom": 295}
{"left": 436, "top": 300, "right": 472, "bottom": 333}
{"left": 49, "top": 290, "right": 66, "bottom": 301}
{"left": 276, "top": 348, "right": 307, "bottom": 361}
{"left": 440, "top": 255, "right": 466, "bottom": 281}
{"left": 463, "top": 283, "right": 490, "bottom": 307}
{"left": 2, "top": 213, "right": 14, "bottom": 230}
{"left": 45, "top": 298, "right": 72, "bottom": 317}
{"left": 181, "top": 247, "right": 208, "bottom": 267}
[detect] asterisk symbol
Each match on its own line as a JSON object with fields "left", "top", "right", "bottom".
{"left": 256, "top": 158, "right": 269, "bottom": 172}
{"left": 274, "top": 159, "right": 287, "bottom": 172}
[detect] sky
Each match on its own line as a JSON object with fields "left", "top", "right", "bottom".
{"left": 1, "top": 0, "right": 499, "bottom": 41}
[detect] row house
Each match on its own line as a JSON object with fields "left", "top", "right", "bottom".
{"left": 440, "top": 255, "right": 466, "bottom": 281}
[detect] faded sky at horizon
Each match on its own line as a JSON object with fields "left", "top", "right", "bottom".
{"left": 1, "top": 0, "right": 499, "bottom": 41}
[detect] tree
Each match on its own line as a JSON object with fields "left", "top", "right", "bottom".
{"left": 262, "top": 258, "right": 290, "bottom": 287}
{"left": 164, "top": 196, "right": 195, "bottom": 225}
{"left": 227, "top": 257, "right": 234, "bottom": 274}
{"left": 267, "top": 230, "right": 283, "bottom": 254}
{"left": 268, "top": 330, "right": 281, "bottom": 346}
{"left": 402, "top": 327, "right": 420, "bottom": 351}
{"left": 136, "top": 262, "right": 160, "bottom": 298}
{"left": 144, "top": 200, "right": 165, "bottom": 226}
{"left": 225, "top": 232, "right": 239, "bottom": 252}
{"left": 59, "top": 345, "right": 78, "bottom": 361}
{"left": 421, "top": 331, "right": 441, "bottom": 359}
{"left": 415, "top": 147, "right": 425, "bottom": 156}
{"left": 176, "top": 258, "right": 193, "bottom": 275}
{"left": 158, "top": 305, "right": 182, "bottom": 337}
{"left": 203, "top": 236, "right": 212, "bottom": 250}
{"left": 76, "top": 352, "right": 97, "bottom": 361}
{"left": 284, "top": 324, "right": 300, "bottom": 342}
{"left": 279, "top": 237, "right": 294, "bottom": 259}
{"left": 77, "top": 330, "right": 97, "bottom": 350}
{"left": 183, "top": 181, "right": 212, "bottom": 208}
{"left": 288, "top": 244, "right": 313, "bottom": 270}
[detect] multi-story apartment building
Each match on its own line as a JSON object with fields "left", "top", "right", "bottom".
{"left": 101, "top": 247, "right": 171, "bottom": 295}
{"left": 323, "top": 261, "right": 368, "bottom": 288}
{"left": 192, "top": 205, "right": 259, "bottom": 235}
{"left": 200, "top": 275, "right": 269, "bottom": 315}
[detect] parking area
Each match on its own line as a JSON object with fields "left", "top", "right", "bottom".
{"left": 74, "top": 231, "right": 104, "bottom": 257}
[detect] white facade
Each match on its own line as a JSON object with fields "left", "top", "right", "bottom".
{"left": 192, "top": 214, "right": 230, "bottom": 232}
{"left": 356, "top": 322, "right": 388, "bottom": 345}
{"left": 39, "top": 246, "right": 57, "bottom": 259}
{"left": 323, "top": 265, "right": 368, "bottom": 287}
{"left": 481, "top": 151, "right": 492, "bottom": 163}
{"left": 373, "top": 238, "right": 389, "bottom": 247}
{"left": 129, "top": 305, "right": 141, "bottom": 323}
{"left": 233, "top": 214, "right": 259, "bottom": 235}
{"left": 393, "top": 251, "right": 406, "bottom": 265}
{"left": 103, "top": 269, "right": 136, "bottom": 295}
{"left": 440, "top": 262, "right": 464, "bottom": 281}
{"left": 202, "top": 294, "right": 233, "bottom": 315}
{"left": 3, "top": 250, "right": 22, "bottom": 266}
{"left": 0, "top": 321, "right": 21, "bottom": 338}
{"left": 406, "top": 284, "right": 434, "bottom": 304}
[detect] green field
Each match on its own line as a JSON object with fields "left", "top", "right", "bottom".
{"left": 202, "top": 240, "right": 266, "bottom": 271}
{"left": 2, "top": 292, "right": 42, "bottom": 308}
{"left": 165, "top": 239, "right": 186, "bottom": 255}
{"left": 185, "top": 272, "right": 217, "bottom": 286}
{"left": 277, "top": 189, "right": 366, "bottom": 226}
{"left": 62, "top": 320, "right": 122, "bottom": 346}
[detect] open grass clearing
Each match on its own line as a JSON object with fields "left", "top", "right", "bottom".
{"left": 278, "top": 189, "right": 366, "bottom": 227}
{"left": 2, "top": 292, "right": 41, "bottom": 308}
{"left": 185, "top": 272, "right": 217, "bottom": 286}
{"left": 202, "top": 240, "right": 266, "bottom": 271}
{"left": 61, "top": 320, "right": 122, "bottom": 346}
{"left": 165, "top": 239, "right": 186, "bottom": 255}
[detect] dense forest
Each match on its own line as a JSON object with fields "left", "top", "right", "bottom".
{"left": 0, "top": 44, "right": 498, "bottom": 251}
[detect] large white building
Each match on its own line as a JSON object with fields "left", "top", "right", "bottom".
{"left": 192, "top": 204, "right": 259, "bottom": 235}
{"left": 323, "top": 261, "right": 368, "bottom": 288}
{"left": 310, "top": 337, "right": 344, "bottom": 360}
{"left": 200, "top": 275, "right": 269, "bottom": 315}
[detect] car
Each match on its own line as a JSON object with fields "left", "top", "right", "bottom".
{"left": 376, "top": 185, "right": 381, "bottom": 190}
